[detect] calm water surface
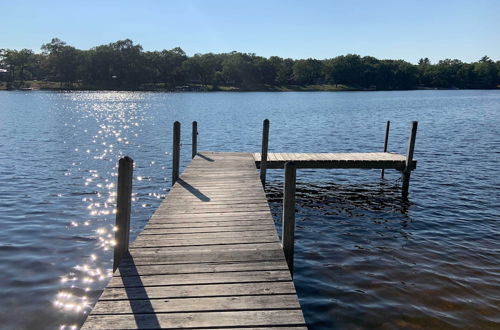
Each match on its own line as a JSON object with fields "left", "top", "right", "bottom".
{"left": 0, "top": 90, "right": 498, "bottom": 329}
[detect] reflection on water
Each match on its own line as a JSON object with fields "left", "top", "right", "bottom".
{"left": 0, "top": 90, "right": 499, "bottom": 329}
{"left": 50, "top": 93, "right": 169, "bottom": 329}
{"left": 54, "top": 94, "right": 140, "bottom": 325}
{"left": 0, "top": 91, "right": 171, "bottom": 328}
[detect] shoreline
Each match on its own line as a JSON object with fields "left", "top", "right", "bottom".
{"left": 1, "top": 81, "right": 498, "bottom": 92}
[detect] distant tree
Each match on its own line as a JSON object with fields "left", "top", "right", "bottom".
{"left": 417, "top": 57, "right": 433, "bottom": 86}
{"left": 183, "top": 53, "right": 222, "bottom": 86}
{"left": 323, "top": 58, "right": 336, "bottom": 84}
{"left": 30, "top": 53, "right": 50, "bottom": 80}
{"left": 42, "top": 38, "right": 82, "bottom": 85}
{"left": 497, "top": 60, "right": 500, "bottom": 86}
{"left": 41, "top": 38, "right": 67, "bottom": 54}
{"left": 391, "top": 60, "right": 418, "bottom": 89}
{"left": 255, "top": 57, "right": 276, "bottom": 85}
{"left": 324, "top": 54, "right": 364, "bottom": 86}
{"left": 473, "top": 56, "right": 498, "bottom": 88}
{"left": 292, "top": 59, "right": 323, "bottom": 85}
{"left": 359, "top": 56, "right": 380, "bottom": 87}
{"left": 85, "top": 39, "right": 147, "bottom": 87}
{"left": 418, "top": 57, "right": 431, "bottom": 66}
{"left": 270, "top": 57, "right": 293, "bottom": 85}
{"left": 221, "top": 52, "right": 259, "bottom": 87}
{"left": 1, "top": 48, "right": 35, "bottom": 82}
{"left": 87, "top": 45, "right": 115, "bottom": 84}
{"left": 162, "top": 47, "right": 187, "bottom": 86}
{"left": 432, "top": 59, "right": 465, "bottom": 87}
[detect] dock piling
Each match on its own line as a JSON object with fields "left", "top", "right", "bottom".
{"left": 402, "top": 121, "right": 418, "bottom": 198}
{"left": 113, "top": 156, "right": 133, "bottom": 272}
{"left": 260, "top": 119, "right": 269, "bottom": 185}
{"left": 381, "top": 120, "right": 391, "bottom": 179}
{"left": 282, "top": 161, "right": 297, "bottom": 276}
{"left": 172, "top": 121, "right": 181, "bottom": 185}
{"left": 192, "top": 121, "right": 198, "bottom": 159}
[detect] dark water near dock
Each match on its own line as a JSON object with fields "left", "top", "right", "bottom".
{"left": 0, "top": 90, "right": 499, "bottom": 329}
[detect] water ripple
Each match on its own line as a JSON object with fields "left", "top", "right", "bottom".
{"left": 0, "top": 90, "right": 499, "bottom": 329}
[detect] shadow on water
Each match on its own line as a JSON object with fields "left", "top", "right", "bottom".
{"left": 177, "top": 178, "right": 210, "bottom": 202}
{"left": 119, "top": 252, "right": 161, "bottom": 329}
{"left": 266, "top": 179, "right": 411, "bottom": 218}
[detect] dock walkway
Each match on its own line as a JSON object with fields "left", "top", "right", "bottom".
{"left": 82, "top": 152, "right": 307, "bottom": 329}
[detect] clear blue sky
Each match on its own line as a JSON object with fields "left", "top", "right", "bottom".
{"left": 1, "top": 0, "right": 499, "bottom": 63}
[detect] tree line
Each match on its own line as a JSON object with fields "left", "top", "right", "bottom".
{"left": 1, "top": 38, "right": 499, "bottom": 90}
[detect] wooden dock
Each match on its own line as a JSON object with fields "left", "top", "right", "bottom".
{"left": 82, "top": 120, "right": 419, "bottom": 329}
{"left": 82, "top": 152, "right": 307, "bottom": 329}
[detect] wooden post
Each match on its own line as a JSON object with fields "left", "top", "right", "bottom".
{"left": 113, "top": 156, "right": 133, "bottom": 272}
{"left": 381, "top": 120, "right": 390, "bottom": 179}
{"left": 192, "top": 121, "right": 198, "bottom": 159}
{"left": 282, "top": 162, "right": 296, "bottom": 276}
{"left": 260, "top": 119, "right": 269, "bottom": 185}
{"left": 402, "top": 121, "right": 418, "bottom": 198}
{"left": 172, "top": 121, "right": 181, "bottom": 185}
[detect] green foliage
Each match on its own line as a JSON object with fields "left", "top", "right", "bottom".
{"left": 0, "top": 48, "right": 35, "bottom": 82}
{"left": 473, "top": 56, "right": 498, "bottom": 88}
{"left": 293, "top": 59, "right": 323, "bottom": 85}
{"left": 183, "top": 53, "right": 221, "bottom": 86}
{"left": 1, "top": 38, "right": 498, "bottom": 90}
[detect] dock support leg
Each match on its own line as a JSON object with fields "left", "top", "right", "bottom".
{"left": 260, "top": 119, "right": 269, "bottom": 185}
{"left": 402, "top": 121, "right": 418, "bottom": 199}
{"left": 172, "top": 121, "right": 181, "bottom": 185}
{"left": 113, "top": 156, "right": 133, "bottom": 272}
{"left": 192, "top": 121, "right": 197, "bottom": 159}
{"left": 282, "top": 162, "right": 296, "bottom": 276}
{"left": 381, "top": 120, "right": 390, "bottom": 179}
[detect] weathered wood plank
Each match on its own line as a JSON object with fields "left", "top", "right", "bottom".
{"left": 151, "top": 210, "right": 273, "bottom": 218}
{"left": 140, "top": 226, "right": 274, "bottom": 236}
{"left": 106, "top": 270, "right": 292, "bottom": 288}
{"left": 115, "top": 260, "right": 289, "bottom": 277}
{"left": 128, "top": 242, "right": 283, "bottom": 254}
{"left": 145, "top": 221, "right": 274, "bottom": 229}
{"left": 120, "top": 248, "right": 286, "bottom": 266}
{"left": 140, "top": 225, "right": 276, "bottom": 234}
{"left": 131, "top": 235, "right": 279, "bottom": 248}
{"left": 91, "top": 294, "right": 301, "bottom": 315}
{"left": 82, "top": 310, "right": 306, "bottom": 329}
{"left": 99, "top": 281, "right": 297, "bottom": 301}
{"left": 148, "top": 214, "right": 274, "bottom": 223}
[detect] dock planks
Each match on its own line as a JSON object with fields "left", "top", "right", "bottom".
{"left": 82, "top": 152, "right": 306, "bottom": 329}
{"left": 253, "top": 152, "right": 417, "bottom": 170}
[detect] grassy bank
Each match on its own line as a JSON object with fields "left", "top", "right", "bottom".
{"left": 1, "top": 81, "right": 498, "bottom": 92}
{"left": 0, "top": 81, "right": 365, "bottom": 92}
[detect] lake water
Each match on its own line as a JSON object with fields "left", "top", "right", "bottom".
{"left": 0, "top": 90, "right": 499, "bottom": 329}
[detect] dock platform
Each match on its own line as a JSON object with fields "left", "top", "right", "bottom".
{"left": 82, "top": 152, "right": 307, "bottom": 329}
{"left": 253, "top": 152, "right": 416, "bottom": 170}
